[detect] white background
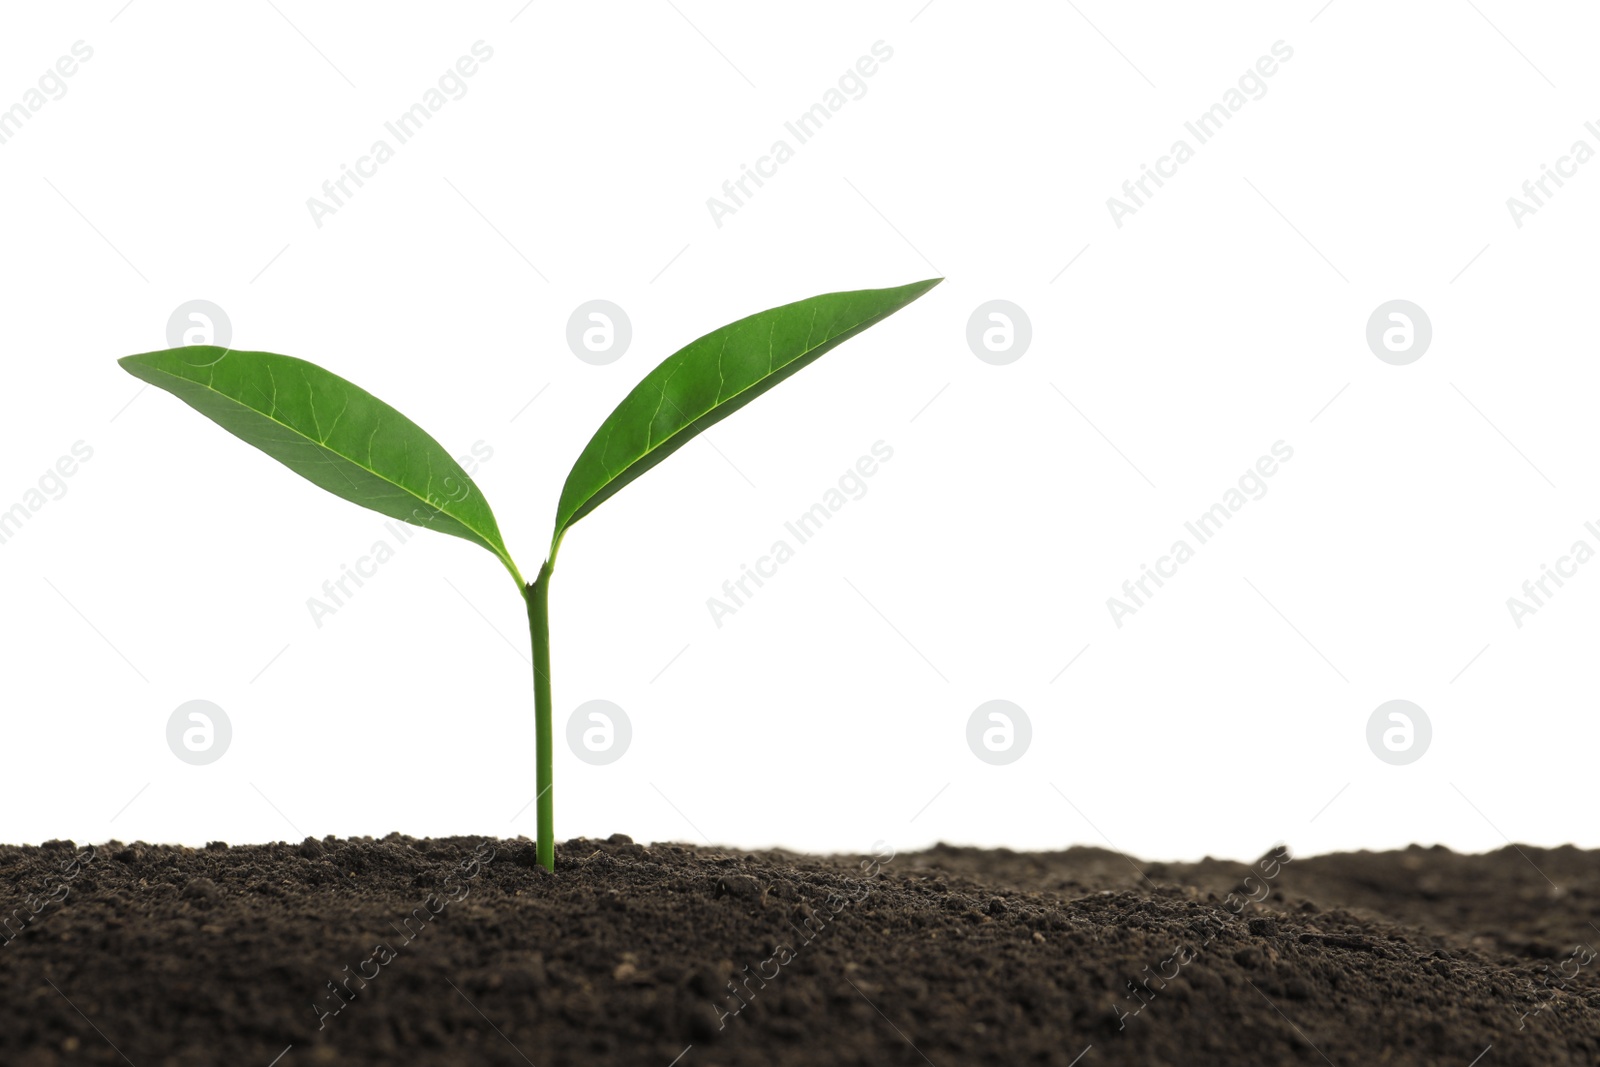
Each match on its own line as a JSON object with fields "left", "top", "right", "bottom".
{"left": 1, "top": 0, "right": 1594, "bottom": 864}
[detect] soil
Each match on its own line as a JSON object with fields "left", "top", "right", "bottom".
{"left": 2, "top": 835, "right": 1598, "bottom": 1066}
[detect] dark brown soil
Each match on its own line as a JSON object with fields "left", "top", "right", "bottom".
{"left": 2, "top": 835, "right": 1598, "bottom": 1066}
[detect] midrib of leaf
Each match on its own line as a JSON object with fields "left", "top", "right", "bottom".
{"left": 137, "top": 359, "right": 522, "bottom": 585}
{"left": 560, "top": 312, "right": 852, "bottom": 544}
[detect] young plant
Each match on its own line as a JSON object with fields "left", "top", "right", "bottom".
{"left": 118, "top": 279, "right": 940, "bottom": 870}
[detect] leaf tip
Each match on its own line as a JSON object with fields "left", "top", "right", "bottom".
{"left": 899, "top": 277, "right": 943, "bottom": 303}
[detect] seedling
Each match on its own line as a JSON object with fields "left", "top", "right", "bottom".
{"left": 118, "top": 279, "right": 940, "bottom": 870}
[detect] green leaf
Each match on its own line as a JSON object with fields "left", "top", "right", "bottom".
{"left": 550, "top": 278, "right": 941, "bottom": 557}
{"left": 119, "top": 347, "right": 522, "bottom": 586}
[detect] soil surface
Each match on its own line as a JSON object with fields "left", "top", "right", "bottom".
{"left": 2, "top": 835, "right": 1598, "bottom": 1066}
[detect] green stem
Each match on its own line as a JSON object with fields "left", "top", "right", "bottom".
{"left": 526, "top": 561, "right": 555, "bottom": 872}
